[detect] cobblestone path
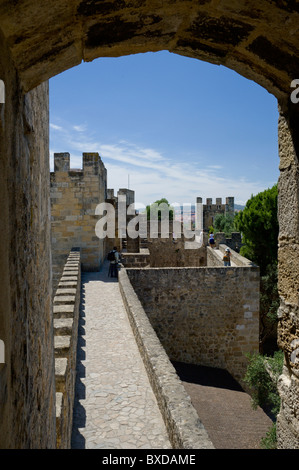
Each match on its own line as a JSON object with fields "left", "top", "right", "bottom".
{"left": 71, "top": 264, "right": 171, "bottom": 449}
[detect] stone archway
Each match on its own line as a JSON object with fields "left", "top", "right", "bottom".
{"left": 0, "top": 0, "right": 299, "bottom": 448}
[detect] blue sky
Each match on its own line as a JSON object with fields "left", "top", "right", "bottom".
{"left": 49, "top": 50, "right": 279, "bottom": 208}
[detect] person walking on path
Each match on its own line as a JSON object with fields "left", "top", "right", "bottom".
{"left": 209, "top": 232, "right": 215, "bottom": 249}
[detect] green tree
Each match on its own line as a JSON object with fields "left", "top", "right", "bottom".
{"left": 244, "top": 350, "right": 283, "bottom": 417}
{"left": 234, "top": 184, "right": 278, "bottom": 275}
{"left": 243, "top": 350, "right": 283, "bottom": 448}
{"left": 146, "top": 198, "right": 174, "bottom": 221}
{"left": 214, "top": 213, "right": 236, "bottom": 237}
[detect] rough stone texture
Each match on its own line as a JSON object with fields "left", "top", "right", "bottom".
{"left": 121, "top": 250, "right": 150, "bottom": 268}
{"left": 0, "top": 0, "right": 298, "bottom": 103}
{"left": 119, "top": 268, "right": 214, "bottom": 449}
{"left": 277, "top": 111, "right": 299, "bottom": 448}
{"left": 146, "top": 221, "right": 207, "bottom": 267}
{"left": 126, "top": 265, "right": 260, "bottom": 387}
{"left": 50, "top": 152, "right": 107, "bottom": 289}
{"left": 0, "top": 28, "right": 55, "bottom": 448}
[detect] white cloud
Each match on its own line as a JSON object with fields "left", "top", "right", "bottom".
{"left": 73, "top": 124, "right": 87, "bottom": 132}
{"left": 50, "top": 120, "right": 274, "bottom": 207}
{"left": 50, "top": 123, "right": 63, "bottom": 131}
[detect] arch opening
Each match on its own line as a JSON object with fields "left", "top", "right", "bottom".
{"left": 0, "top": 0, "right": 299, "bottom": 449}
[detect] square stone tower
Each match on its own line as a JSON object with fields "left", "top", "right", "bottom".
{"left": 50, "top": 152, "right": 107, "bottom": 289}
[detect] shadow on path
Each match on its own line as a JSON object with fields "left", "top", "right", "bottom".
{"left": 172, "top": 361, "right": 273, "bottom": 449}
{"left": 172, "top": 361, "right": 243, "bottom": 391}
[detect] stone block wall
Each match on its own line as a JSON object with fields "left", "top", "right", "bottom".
{"left": 197, "top": 196, "right": 234, "bottom": 231}
{"left": 52, "top": 248, "right": 81, "bottom": 449}
{"left": 126, "top": 266, "right": 260, "bottom": 386}
{"left": 0, "top": 28, "right": 56, "bottom": 448}
{"left": 146, "top": 221, "right": 207, "bottom": 267}
{"left": 121, "top": 251, "right": 150, "bottom": 268}
{"left": 277, "top": 111, "right": 299, "bottom": 448}
{"left": 50, "top": 152, "right": 107, "bottom": 290}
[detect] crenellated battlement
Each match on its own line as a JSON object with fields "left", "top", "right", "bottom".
{"left": 50, "top": 152, "right": 108, "bottom": 289}
{"left": 52, "top": 152, "right": 107, "bottom": 178}
{"left": 197, "top": 196, "right": 235, "bottom": 231}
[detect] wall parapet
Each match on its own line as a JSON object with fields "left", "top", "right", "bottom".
{"left": 118, "top": 268, "right": 214, "bottom": 449}
{"left": 53, "top": 248, "right": 81, "bottom": 449}
{"left": 207, "top": 244, "right": 257, "bottom": 268}
{"left": 121, "top": 250, "right": 150, "bottom": 268}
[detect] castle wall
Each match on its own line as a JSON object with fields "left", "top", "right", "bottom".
{"left": 146, "top": 221, "right": 207, "bottom": 267}
{"left": 0, "top": 28, "right": 56, "bottom": 448}
{"left": 197, "top": 197, "right": 234, "bottom": 231}
{"left": 277, "top": 112, "right": 299, "bottom": 448}
{"left": 50, "top": 152, "right": 107, "bottom": 290}
{"left": 126, "top": 266, "right": 260, "bottom": 386}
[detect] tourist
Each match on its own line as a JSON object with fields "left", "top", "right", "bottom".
{"left": 109, "top": 246, "right": 120, "bottom": 278}
{"left": 209, "top": 232, "right": 215, "bottom": 248}
{"left": 223, "top": 248, "right": 231, "bottom": 266}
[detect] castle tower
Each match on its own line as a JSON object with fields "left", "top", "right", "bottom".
{"left": 197, "top": 196, "right": 234, "bottom": 231}
{"left": 50, "top": 152, "right": 107, "bottom": 290}
{"left": 225, "top": 197, "right": 235, "bottom": 216}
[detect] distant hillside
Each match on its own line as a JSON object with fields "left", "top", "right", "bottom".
{"left": 234, "top": 204, "right": 245, "bottom": 212}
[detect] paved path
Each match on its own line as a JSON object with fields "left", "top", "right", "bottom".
{"left": 71, "top": 264, "right": 171, "bottom": 449}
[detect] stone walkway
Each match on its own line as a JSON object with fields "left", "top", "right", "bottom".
{"left": 71, "top": 263, "right": 171, "bottom": 449}
{"left": 71, "top": 262, "right": 274, "bottom": 450}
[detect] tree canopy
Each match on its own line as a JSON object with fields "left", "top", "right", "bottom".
{"left": 234, "top": 184, "right": 278, "bottom": 275}
{"left": 146, "top": 198, "right": 174, "bottom": 221}
{"left": 213, "top": 213, "right": 236, "bottom": 237}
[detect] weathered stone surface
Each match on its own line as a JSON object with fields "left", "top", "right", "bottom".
{"left": 0, "top": 0, "right": 298, "bottom": 101}
{"left": 54, "top": 318, "right": 73, "bottom": 336}
{"left": 0, "top": 26, "right": 55, "bottom": 449}
{"left": 50, "top": 152, "right": 106, "bottom": 291}
{"left": 53, "top": 249, "right": 81, "bottom": 448}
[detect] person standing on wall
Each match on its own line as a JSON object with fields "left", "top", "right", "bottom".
{"left": 223, "top": 248, "right": 231, "bottom": 266}
{"left": 109, "top": 246, "right": 120, "bottom": 278}
{"left": 209, "top": 232, "right": 215, "bottom": 248}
